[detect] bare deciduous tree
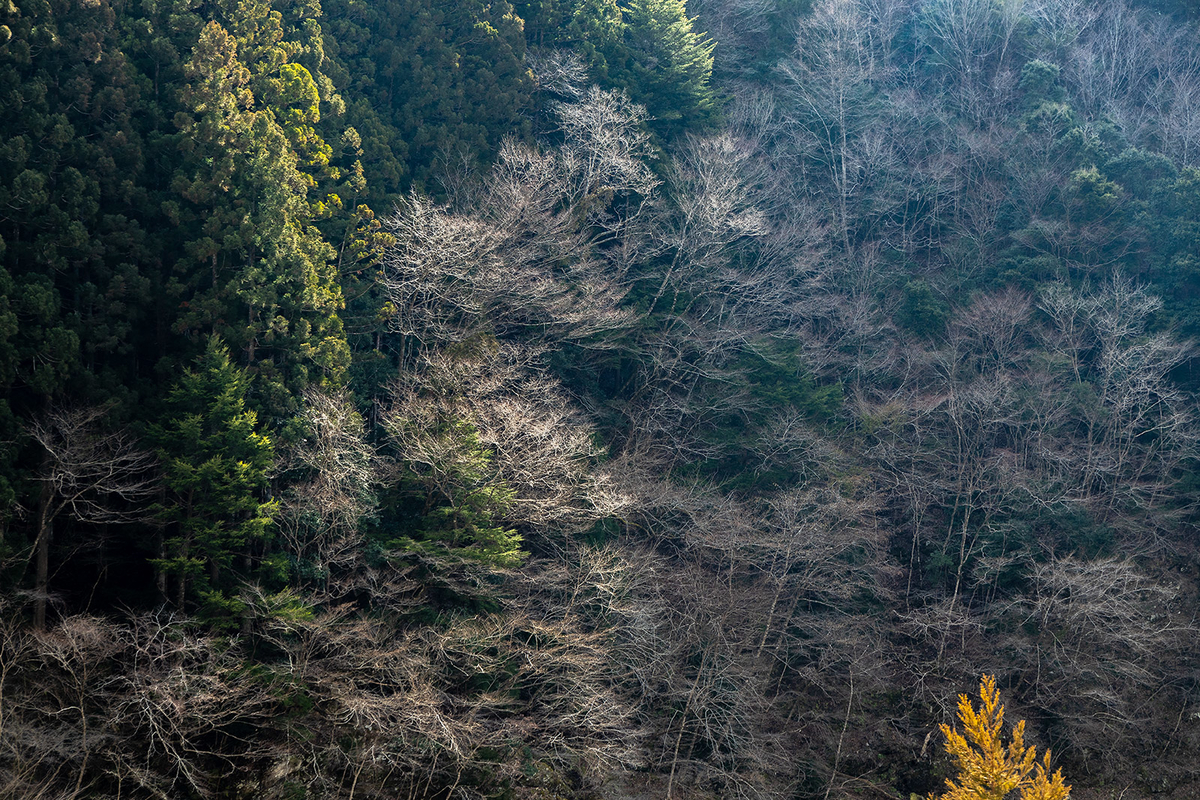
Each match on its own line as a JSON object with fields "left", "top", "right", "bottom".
{"left": 280, "top": 388, "right": 380, "bottom": 574}
{"left": 25, "top": 406, "right": 155, "bottom": 629}
{"left": 1038, "top": 276, "right": 1197, "bottom": 520}
{"left": 1007, "top": 557, "right": 1196, "bottom": 767}
{"left": 384, "top": 342, "right": 630, "bottom": 554}
{"left": 782, "top": 0, "right": 885, "bottom": 261}
{"left": 381, "top": 88, "right": 655, "bottom": 362}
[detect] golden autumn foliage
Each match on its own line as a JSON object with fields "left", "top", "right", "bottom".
{"left": 935, "top": 675, "right": 1071, "bottom": 800}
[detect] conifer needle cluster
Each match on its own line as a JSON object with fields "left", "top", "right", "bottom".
{"left": 937, "top": 676, "right": 1071, "bottom": 800}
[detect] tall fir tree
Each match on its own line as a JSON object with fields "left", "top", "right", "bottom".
{"left": 601, "top": 0, "right": 716, "bottom": 138}
{"left": 150, "top": 337, "right": 277, "bottom": 625}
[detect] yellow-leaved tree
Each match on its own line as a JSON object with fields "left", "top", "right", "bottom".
{"left": 935, "top": 675, "right": 1071, "bottom": 800}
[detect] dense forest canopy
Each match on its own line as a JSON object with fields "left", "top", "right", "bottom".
{"left": 2, "top": 0, "right": 1200, "bottom": 797}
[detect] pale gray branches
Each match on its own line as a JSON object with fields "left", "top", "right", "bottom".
{"left": 27, "top": 405, "right": 156, "bottom": 528}
{"left": 25, "top": 405, "right": 155, "bottom": 629}
{"left": 380, "top": 87, "right": 657, "bottom": 359}
{"left": 1008, "top": 557, "right": 1196, "bottom": 765}
{"left": 279, "top": 388, "right": 380, "bottom": 567}
{"left": 384, "top": 342, "right": 630, "bottom": 544}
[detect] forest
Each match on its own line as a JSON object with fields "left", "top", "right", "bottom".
{"left": 1, "top": 0, "right": 1199, "bottom": 797}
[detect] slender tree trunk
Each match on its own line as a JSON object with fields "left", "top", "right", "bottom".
{"left": 667, "top": 648, "right": 708, "bottom": 800}
{"left": 154, "top": 527, "right": 167, "bottom": 602}
{"left": 824, "top": 674, "right": 854, "bottom": 800}
{"left": 176, "top": 493, "right": 193, "bottom": 608}
{"left": 34, "top": 448, "right": 54, "bottom": 631}
{"left": 34, "top": 520, "right": 51, "bottom": 631}
{"left": 176, "top": 536, "right": 188, "bottom": 608}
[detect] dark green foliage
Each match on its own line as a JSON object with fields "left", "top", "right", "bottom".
{"left": 0, "top": 0, "right": 545, "bottom": 626}
{"left": 1067, "top": 167, "right": 1122, "bottom": 223}
{"left": 336, "top": 204, "right": 398, "bottom": 399}
{"left": 150, "top": 338, "right": 277, "bottom": 623}
{"left": 5, "top": 0, "right": 1200, "bottom": 796}
{"left": 898, "top": 280, "right": 950, "bottom": 338}
{"left": 322, "top": 0, "right": 534, "bottom": 199}
{"left": 569, "top": 0, "right": 625, "bottom": 77}
{"left": 742, "top": 346, "right": 841, "bottom": 422}
{"left": 672, "top": 345, "right": 842, "bottom": 492}
{"left": 1018, "top": 59, "right": 1062, "bottom": 106}
{"left": 384, "top": 415, "right": 526, "bottom": 569}
{"left": 598, "top": 0, "right": 717, "bottom": 138}
{"left": 168, "top": 19, "right": 350, "bottom": 415}
{"left": 0, "top": 0, "right": 152, "bottom": 408}
{"left": 1146, "top": 168, "right": 1200, "bottom": 338}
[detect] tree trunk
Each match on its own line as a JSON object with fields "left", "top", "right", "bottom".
{"left": 34, "top": 448, "right": 54, "bottom": 630}
{"left": 154, "top": 528, "right": 167, "bottom": 602}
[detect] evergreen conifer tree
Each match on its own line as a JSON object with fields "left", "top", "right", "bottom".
{"left": 151, "top": 337, "right": 277, "bottom": 624}
{"left": 936, "top": 676, "right": 1071, "bottom": 800}
{"left": 604, "top": 0, "right": 716, "bottom": 137}
{"left": 170, "top": 21, "right": 349, "bottom": 417}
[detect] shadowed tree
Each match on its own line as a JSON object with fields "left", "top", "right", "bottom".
{"left": 150, "top": 338, "right": 277, "bottom": 624}
{"left": 26, "top": 407, "right": 155, "bottom": 629}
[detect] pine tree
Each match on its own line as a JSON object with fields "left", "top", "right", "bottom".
{"left": 383, "top": 390, "right": 525, "bottom": 569}
{"left": 0, "top": 0, "right": 153, "bottom": 408}
{"left": 935, "top": 676, "right": 1071, "bottom": 800}
{"left": 603, "top": 0, "right": 716, "bottom": 137}
{"left": 151, "top": 338, "right": 278, "bottom": 625}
